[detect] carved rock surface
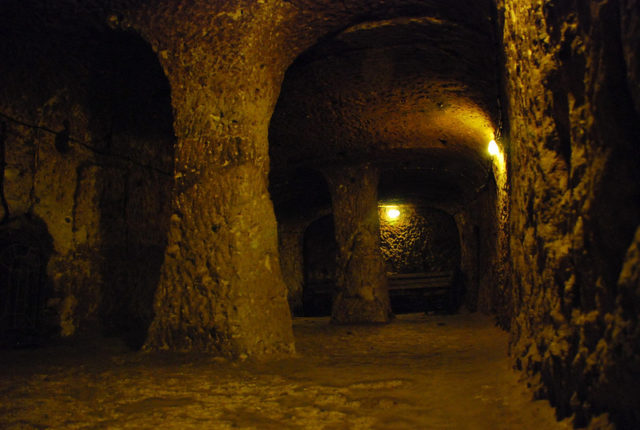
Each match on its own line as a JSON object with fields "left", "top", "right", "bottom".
{"left": 501, "top": 0, "right": 640, "bottom": 426}
{"left": 325, "top": 164, "right": 391, "bottom": 324}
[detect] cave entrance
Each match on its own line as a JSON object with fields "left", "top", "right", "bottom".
{"left": 0, "top": 7, "right": 175, "bottom": 347}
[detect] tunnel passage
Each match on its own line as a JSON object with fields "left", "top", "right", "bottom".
{"left": 1, "top": 0, "right": 638, "bottom": 428}
{"left": 301, "top": 205, "right": 464, "bottom": 316}
{"left": 270, "top": 168, "right": 333, "bottom": 316}
{"left": 269, "top": 11, "right": 501, "bottom": 323}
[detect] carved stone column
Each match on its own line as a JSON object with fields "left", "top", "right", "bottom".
{"left": 324, "top": 163, "right": 391, "bottom": 323}
{"left": 128, "top": 4, "right": 295, "bottom": 357}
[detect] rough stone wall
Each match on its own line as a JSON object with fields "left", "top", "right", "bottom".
{"left": 277, "top": 220, "right": 307, "bottom": 316}
{"left": 455, "top": 186, "right": 496, "bottom": 313}
{"left": 501, "top": 0, "right": 640, "bottom": 427}
{"left": 0, "top": 14, "right": 174, "bottom": 345}
{"left": 0, "top": 81, "right": 101, "bottom": 338}
{"left": 379, "top": 205, "right": 459, "bottom": 274}
{"left": 455, "top": 210, "right": 479, "bottom": 312}
{"left": 453, "top": 170, "right": 510, "bottom": 319}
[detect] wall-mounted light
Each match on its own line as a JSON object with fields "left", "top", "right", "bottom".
{"left": 487, "top": 137, "right": 506, "bottom": 179}
{"left": 488, "top": 139, "right": 500, "bottom": 157}
{"left": 386, "top": 207, "right": 400, "bottom": 220}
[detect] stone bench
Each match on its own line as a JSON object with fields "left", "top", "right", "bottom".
{"left": 388, "top": 271, "right": 455, "bottom": 293}
{"left": 303, "top": 270, "right": 459, "bottom": 315}
{"left": 388, "top": 271, "right": 457, "bottom": 313}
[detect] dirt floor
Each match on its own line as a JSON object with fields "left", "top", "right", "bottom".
{"left": 0, "top": 313, "right": 570, "bottom": 429}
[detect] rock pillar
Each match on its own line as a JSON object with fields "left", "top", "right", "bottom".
{"left": 324, "top": 164, "right": 391, "bottom": 323}
{"left": 144, "top": 154, "right": 295, "bottom": 357}
{"left": 129, "top": 6, "right": 295, "bottom": 357}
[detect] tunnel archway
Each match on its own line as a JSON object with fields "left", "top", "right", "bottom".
{"left": 92, "top": 30, "right": 175, "bottom": 349}
{"left": 269, "top": 6, "right": 502, "bottom": 323}
{"left": 269, "top": 168, "right": 333, "bottom": 316}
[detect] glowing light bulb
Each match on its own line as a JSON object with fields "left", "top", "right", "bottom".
{"left": 488, "top": 140, "right": 500, "bottom": 156}
{"left": 386, "top": 208, "right": 400, "bottom": 220}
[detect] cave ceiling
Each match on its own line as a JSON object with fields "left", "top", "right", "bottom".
{"left": 0, "top": 0, "right": 499, "bottom": 215}
{"left": 269, "top": 10, "right": 499, "bottom": 214}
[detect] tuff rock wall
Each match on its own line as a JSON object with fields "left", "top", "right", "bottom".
{"left": 501, "top": 0, "right": 640, "bottom": 427}
{"left": 379, "top": 205, "right": 460, "bottom": 274}
{"left": 0, "top": 18, "right": 174, "bottom": 346}
{"left": 454, "top": 182, "right": 503, "bottom": 314}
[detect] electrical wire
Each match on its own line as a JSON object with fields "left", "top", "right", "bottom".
{"left": 0, "top": 111, "right": 172, "bottom": 177}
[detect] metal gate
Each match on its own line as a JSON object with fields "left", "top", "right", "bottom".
{"left": 0, "top": 239, "right": 47, "bottom": 347}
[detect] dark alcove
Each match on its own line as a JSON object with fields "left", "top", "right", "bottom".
{"left": 302, "top": 215, "right": 337, "bottom": 316}
{"left": 0, "top": 215, "right": 53, "bottom": 347}
{"left": 91, "top": 31, "right": 175, "bottom": 349}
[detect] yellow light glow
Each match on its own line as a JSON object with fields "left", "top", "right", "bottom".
{"left": 386, "top": 207, "right": 400, "bottom": 220}
{"left": 488, "top": 139, "right": 500, "bottom": 156}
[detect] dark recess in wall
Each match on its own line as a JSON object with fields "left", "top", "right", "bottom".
{"left": 0, "top": 215, "right": 53, "bottom": 347}
{"left": 91, "top": 31, "right": 175, "bottom": 349}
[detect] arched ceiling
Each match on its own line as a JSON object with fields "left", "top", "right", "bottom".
{"left": 0, "top": 0, "right": 500, "bottom": 216}
{"left": 269, "top": 11, "right": 500, "bottom": 215}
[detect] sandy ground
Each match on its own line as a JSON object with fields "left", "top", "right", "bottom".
{"left": 0, "top": 313, "right": 570, "bottom": 429}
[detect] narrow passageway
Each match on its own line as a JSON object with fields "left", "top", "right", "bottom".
{"left": 0, "top": 313, "right": 567, "bottom": 429}
{"left": 1, "top": 1, "right": 638, "bottom": 428}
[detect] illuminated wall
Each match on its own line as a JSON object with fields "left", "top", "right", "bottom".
{"left": 379, "top": 204, "right": 460, "bottom": 274}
